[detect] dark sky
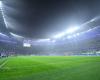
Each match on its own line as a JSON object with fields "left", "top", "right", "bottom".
{"left": 3, "top": 0, "right": 100, "bottom": 38}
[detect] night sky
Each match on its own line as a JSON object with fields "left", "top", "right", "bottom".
{"left": 3, "top": 0, "right": 100, "bottom": 38}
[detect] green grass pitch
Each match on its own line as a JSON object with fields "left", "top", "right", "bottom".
{"left": 0, "top": 56, "right": 100, "bottom": 80}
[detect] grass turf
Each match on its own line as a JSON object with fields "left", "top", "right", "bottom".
{"left": 0, "top": 56, "right": 100, "bottom": 80}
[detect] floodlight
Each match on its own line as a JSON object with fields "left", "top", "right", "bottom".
{"left": 53, "top": 26, "right": 79, "bottom": 39}
{"left": 0, "top": 33, "right": 8, "bottom": 37}
{"left": 0, "top": 1, "right": 2, "bottom": 7}
{"left": 37, "top": 38, "right": 50, "bottom": 42}
{"left": 10, "top": 32, "right": 24, "bottom": 39}
{"left": 66, "top": 27, "right": 79, "bottom": 34}
{"left": 53, "top": 32, "right": 65, "bottom": 38}
{"left": 76, "top": 33, "right": 80, "bottom": 36}
{"left": 0, "top": 33, "right": 5, "bottom": 36}
{"left": 52, "top": 40, "right": 56, "bottom": 43}
{"left": 73, "top": 34, "right": 77, "bottom": 37}
{"left": 0, "top": 1, "right": 8, "bottom": 28}
{"left": 90, "top": 16, "right": 100, "bottom": 22}
{"left": 67, "top": 35, "right": 72, "bottom": 39}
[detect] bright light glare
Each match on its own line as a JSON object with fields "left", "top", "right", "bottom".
{"left": 23, "top": 43, "right": 31, "bottom": 47}
{"left": 53, "top": 26, "right": 79, "bottom": 39}
{"left": 67, "top": 35, "right": 72, "bottom": 39}
{"left": 0, "top": 1, "right": 2, "bottom": 7}
{"left": 73, "top": 34, "right": 77, "bottom": 37}
{"left": 53, "top": 32, "right": 65, "bottom": 38}
{"left": 0, "top": 33, "right": 8, "bottom": 37}
{"left": 37, "top": 39, "right": 50, "bottom": 42}
{"left": 10, "top": 32, "right": 24, "bottom": 38}
{"left": 66, "top": 27, "right": 79, "bottom": 34}
{"left": 0, "top": 1, "right": 8, "bottom": 28}
{"left": 76, "top": 33, "right": 80, "bottom": 36}
{"left": 52, "top": 40, "right": 56, "bottom": 43}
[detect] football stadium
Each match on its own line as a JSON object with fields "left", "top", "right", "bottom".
{"left": 0, "top": 0, "right": 100, "bottom": 80}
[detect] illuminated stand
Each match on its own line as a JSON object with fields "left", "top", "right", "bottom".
{"left": 23, "top": 40, "right": 31, "bottom": 47}
{"left": 23, "top": 43, "right": 31, "bottom": 47}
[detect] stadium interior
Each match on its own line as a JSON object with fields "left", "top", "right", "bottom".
{"left": 0, "top": 1, "right": 100, "bottom": 80}
{"left": 0, "top": 0, "right": 100, "bottom": 56}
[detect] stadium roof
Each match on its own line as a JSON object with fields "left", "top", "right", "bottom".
{"left": 0, "top": 0, "right": 100, "bottom": 39}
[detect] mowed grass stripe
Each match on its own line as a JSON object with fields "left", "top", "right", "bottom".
{"left": 0, "top": 58, "right": 8, "bottom": 69}
{"left": 0, "top": 56, "right": 100, "bottom": 80}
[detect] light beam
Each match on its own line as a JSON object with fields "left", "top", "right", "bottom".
{"left": 0, "top": 1, "right": 8, "bottom": 28}
{"left": 66, "top": 27, "right": 79, "bottom": 34}
{"left": 10, "top": 32, "right": 24, "bottom": 39}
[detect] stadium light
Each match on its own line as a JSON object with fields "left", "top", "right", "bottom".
{"left": 37, "top": 38, "right": 50, "bottom": 42}
{"left": 67, "top": 35, "right": 72, "bottom": 39}
{"left": 10, "top": 32, "right": 24, "bottom": 39}
{"left": 0, "top": 1, "right": 2, "bottom": 7}
{"left": 53, "top": 32, "right": 65, "bottom": 38}
{"left": 51, "top": 40, "right": 56, "bottom": 43}
{"left": 0, "top": 33, "right": 8, "bottom": 37}
{"left": 53, "top": 16, "right": 100, "bottom": 39}
{"left": 66, "top": 26, "right": 79, "bottom": 34}
{"left": 53, "top": 26, "right": 79, "bottom": 39}
{"left": 76, "top": 33, "right": 80, "bottom": 36}
{"left": 0, "top": 1, "right": 8, "bottom": 29}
